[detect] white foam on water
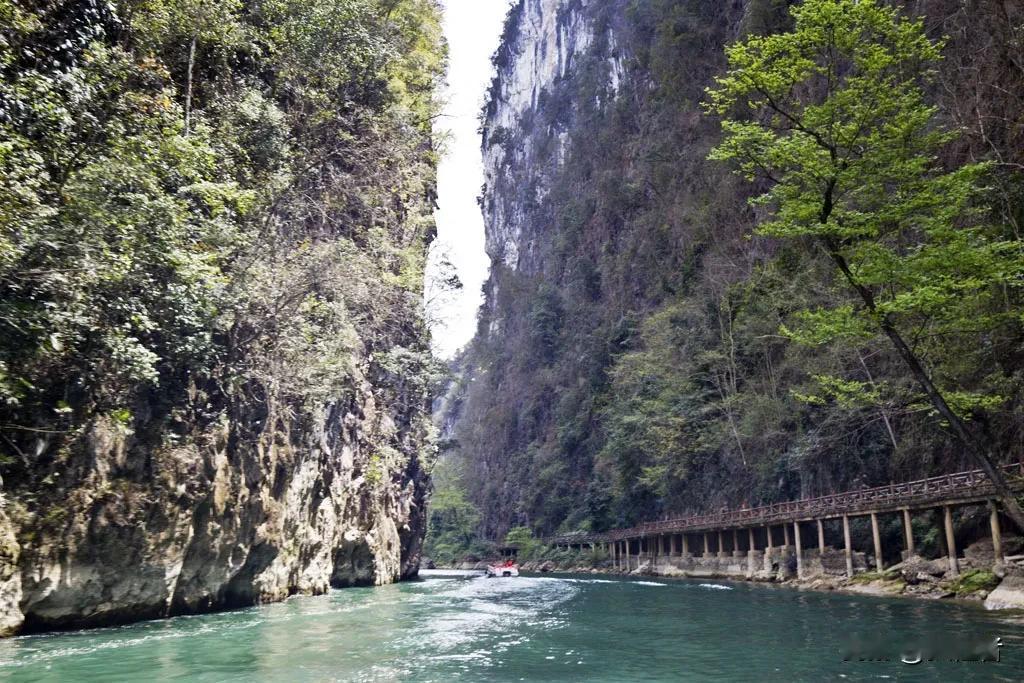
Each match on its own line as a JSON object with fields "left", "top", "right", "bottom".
{"left": 699, "top": 584, "right": 733, "bottom": 591}
{"left": 632, "top": 581, "right": 666, "bottom": 587}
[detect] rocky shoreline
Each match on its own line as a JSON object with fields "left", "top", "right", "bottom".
{"left": 435, "top": 537, "right": 1024, "bottom": 611}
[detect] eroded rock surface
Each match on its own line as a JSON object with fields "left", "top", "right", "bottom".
{"left": 2, "top": 373, "right": 432, "bottom": 634}
{"left": 984, "top": 575, "right": 1024, "bottom": 611}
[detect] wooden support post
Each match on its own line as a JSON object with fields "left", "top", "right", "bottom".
{"left": 902, "top": 509, "right": 915, "bottom": 557}
{"left": 765, "top": 526, "right": 773, "bottom": 552}
{"left": 794, "top": 521, "right": 804, "bottom": 579}
{"left": 944, "top": 505, "right": 959, "bottom": 576}
{"left": 682, "top": 534, "right": 690, "bottom": 556}
{"left": 718, "top": 530, "right": 725, "bottom": 556}
{"left": 817, "top": 519, "right": 825, "bottom": 553}
{"left": 990, "top": 501, "right": 1003, "bottom": 567}
{"left": 733, "top": 528, "right": 740, "bottom": 554}
{"left": 783, "top": 522, "right": 791, "bottom": 548}
{"left": 669, "top": 534, "right": 677, "bottom": 557}
{"left": 703, "top": 532, "right": 710, "bottom": 556}
{"left": 871, "top": 512, "right": 883, "bottom": 571}
{"left": 748, "top": 527, "right": 756, "bottom": 552}
{"left": 843, "top": 514, "right": 853, "bottom": 578}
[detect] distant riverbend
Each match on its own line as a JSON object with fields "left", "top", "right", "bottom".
{"left": 1, "top": 570, "right": 1022, "bottom": 681}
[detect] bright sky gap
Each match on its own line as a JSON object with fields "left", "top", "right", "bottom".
{"left": 426, "top": 0, "right": 511, "bottom": 359}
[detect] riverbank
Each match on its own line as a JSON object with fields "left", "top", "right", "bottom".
{"left": 438, "top": 539, "right": 1024, "bottom": 611}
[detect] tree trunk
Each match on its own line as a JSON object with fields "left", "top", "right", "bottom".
{"left": 856, "top": 351, "right": 898, "bottom": 452}
{"left": 826, "top": 243, "right": 1024, "bottom": 532}
{"left": 185, "top": 35, "right": 197, "bottom": 136}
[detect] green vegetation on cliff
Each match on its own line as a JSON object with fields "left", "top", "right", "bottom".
{"left": 706, "top": 0, "right": 1024, "bottom": 524}
{"left": 0, "top": 0, "right": 446, "bottom": 630}
{"left": 442, "top": 0, "right": 1024, "bottom": 548}
{"left": 0, "top": 0, "right": 443, "bottom": 489}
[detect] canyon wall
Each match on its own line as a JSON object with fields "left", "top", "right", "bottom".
{"left": 442, "top": 0, "right": 1024, "bottom": 547}
{"left": 0, "top": 0, "right": 443, "bottom": 635}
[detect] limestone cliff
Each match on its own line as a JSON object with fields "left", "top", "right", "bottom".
{"left": 0, "top": 0, "right": 443, "bottom": 635}
{"left": 446, "top": 0, "right": 1024, "bottom": 541}
{"left": 1, "top": 382, "right": 431, "bottom": 634}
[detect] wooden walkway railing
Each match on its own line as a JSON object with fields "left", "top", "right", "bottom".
{"left": 548, "top": 462, "right": 1024, "bottom": 546}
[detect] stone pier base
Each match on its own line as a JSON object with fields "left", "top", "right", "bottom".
{"left": 642, "top": 548, "right": 869, "bottom": 582}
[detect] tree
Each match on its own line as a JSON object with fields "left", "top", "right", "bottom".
{"left": 705, "top": 0, "right": 1024, "bottom": 528}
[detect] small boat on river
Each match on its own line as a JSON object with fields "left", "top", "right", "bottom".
{"left": 485, "top": 561, "right": 520, "bottom": 577}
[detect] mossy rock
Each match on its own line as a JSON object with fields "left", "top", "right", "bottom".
{"left": 850, "top": 570, "right": 900, "bottom": 585}
{"left": 943, "top": 569, "right": 999, "bottom": 598}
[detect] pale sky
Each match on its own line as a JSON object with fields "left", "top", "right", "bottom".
{"left": 426, "top": 0, "right": 511, "bottom": 358}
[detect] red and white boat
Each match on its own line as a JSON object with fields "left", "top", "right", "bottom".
{"left": 485, "top": 561, "right": 520, "bottom": 577}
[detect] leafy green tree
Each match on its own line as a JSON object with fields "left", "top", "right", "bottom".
{"left": 706, "top": 0, "right": 1024, "bottom": 527}
{"left": 503, "top": 525, "right": 542, "bottom": 559}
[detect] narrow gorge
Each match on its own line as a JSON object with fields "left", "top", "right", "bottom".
{"left": 3, "top": 1, "right": 1024, "bottom": 676}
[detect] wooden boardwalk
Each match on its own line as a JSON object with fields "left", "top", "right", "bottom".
{"left": 546, "top": 463, "right": 1024, "bottom": 576}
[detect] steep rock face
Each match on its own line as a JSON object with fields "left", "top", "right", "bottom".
{"left": 0, "top": 0, "right": 441, "bottom": 636}
{"left": 3, "top": 354, "right": 432, "bottom": 635}
{"left": 455, "top": 0, "right": 751, "bottom": 537}
{"left": 3, "top": 359, "right": 432, "bottom": 634}
{"left": 0, "top": 500, "right": 20, "bottom": 636}
{"left": 448, "top": 0, "right": 1024, "bottom": 539}
{"left": 483, "top": 0, "right": 601, "bottom": 270}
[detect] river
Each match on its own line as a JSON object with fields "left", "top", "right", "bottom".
{"left": 0, "top": 570, "right": 1022, "bottom": 681}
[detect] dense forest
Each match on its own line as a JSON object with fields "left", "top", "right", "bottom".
{"left": 428, "top": 0, "right": 1024, "bottom": 564}
{"left": 0, "top": 0, "right": 444, "bottom": 635}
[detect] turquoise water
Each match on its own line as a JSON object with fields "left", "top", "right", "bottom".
{"left": 1, "top": 570, "right": 1022, "bottom": 681}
